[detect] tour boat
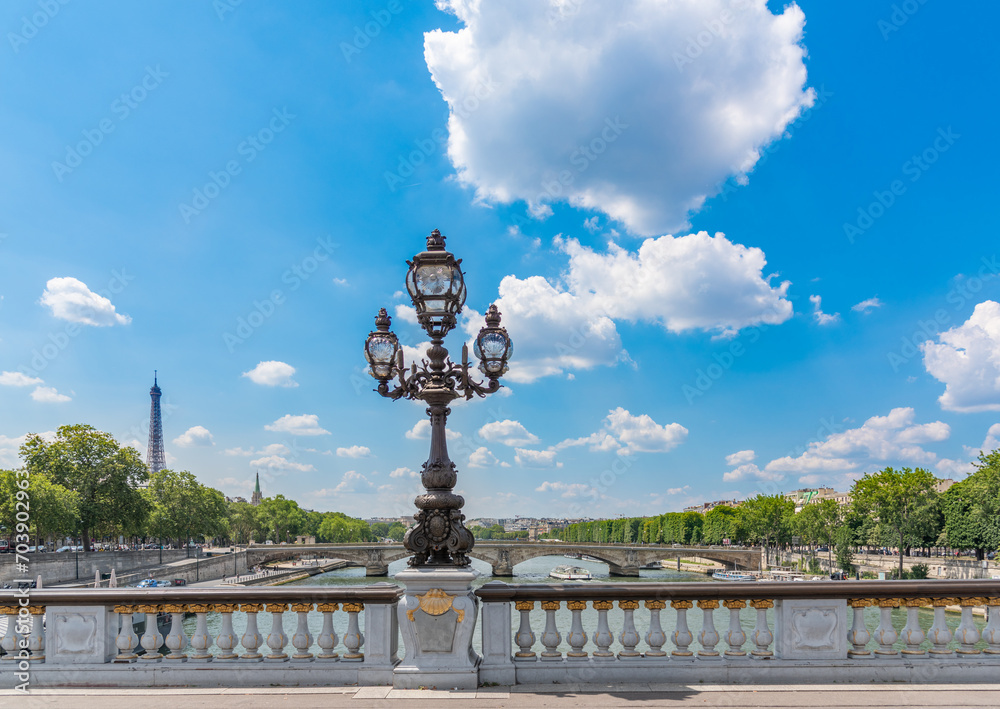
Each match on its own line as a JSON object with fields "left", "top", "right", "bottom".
{"left": 549, "top": 564, "right": 593, "bottom": 581}
{"left": 712, "top": 569, "right": 757, "bottom": 582}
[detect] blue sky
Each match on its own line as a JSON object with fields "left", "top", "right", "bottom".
{"left": 2, "top": 0, "right": 998, "bottom": 519}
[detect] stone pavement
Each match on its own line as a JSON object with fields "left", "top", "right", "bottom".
{"left": 6, "top": 684, "right": 1000, "bottom": 708}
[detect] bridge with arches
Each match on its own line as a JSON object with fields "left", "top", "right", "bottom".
{"left": 246, "top": 542, "right": 762, "bottom": 577}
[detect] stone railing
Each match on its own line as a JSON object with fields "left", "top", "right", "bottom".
{"left": 474, "top": 579, "right": 1000, "bottom": 685}
{"left": 0, "top": 585, "right": 401, "bottom": 688}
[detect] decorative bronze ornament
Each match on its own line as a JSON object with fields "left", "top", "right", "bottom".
{"left": 364, "top": 229, "right": 514, "bottom": 568}
{"left": 406, "top": 588, "right": 465, "bottom": 623}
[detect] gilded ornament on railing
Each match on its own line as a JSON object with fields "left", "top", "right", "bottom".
{"left": 591, "top": 600, "right": 613, "bottom": 611}
{"left": 930, "top": 597, "right": 956, "bottom": 607}
{"left": 618, "top": 600, "right": 639, "bottom": 611}
{"left": 514, "top": 601, "right": 534, "bottom": 611}
{"left": 290, "top": 603, "right": 313, "bottom": 613}
{"left": 406, "top": 589, "right": 463, "bottom": 623}
{"left": 986, "top": 597, "right": 1000, "bottom": 607}
{"left": 163, "top": 603, "right": 186, "bottom": 614}
{"left": 876, "top": 598, "right": 901, "bottom": 608}
{"left": 750, "top": 599, "right": 774, "bottom": 609}
{"left": 342, "top": 602, "right": 365, "bottom": 613}
{"left": 317, "top": 603, "right": 339, "bottom": 613}
{"left": 697, "top": 599, "right": 719, "bottom": 610}
{"left": 266, "top": 603, "right": 289, "bottom": 613}
{"left": 541, "top": 601, "right": 561, "bottom": 611}
{"left": 567, "top": 600, "right": 587, "bottom": 611}
{"left": 213, "top": 604, "right": 237, "bottom": 614}
{"left": 113, "top": 605, "right": 135, "bottom": 614}
{"left": 905, "top": 598, "right": 930, "bottom": 607}
{"left": 671, "top": 600, "right": 693, "bottom": 610}
{"left": 28, "top": 605, "right": 45, "bottom": 615}
{"left": 723, "top": 599, "right": 746, "bottom": 610}
{"left": 240, "top": 603, "right": 263, "bottom": 613}
{"left": 960, "top": 597, "right": 986, "bottom": 607}
{"left": 847, "top": 599, "right": 871, "bottom": 608}
{"left": 188, "top": 604, "right": 210, "bottom": 614}
{"left": 0, "top": 606, "right": 17, "bottom": 615}
{"left": 137, "top": 604, "right": 161, "bottom": 614}
{"left": 645, "top": 600, "right": 666, "bottom": 610}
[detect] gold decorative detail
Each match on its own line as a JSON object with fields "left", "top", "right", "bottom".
{"left": 405, "top": 589, "right": 462, "bottom": 623}
{"left": 28, "top": 606, "right": 45, "bottom": 615}
{"left": 930, "top": 598, "right": 955, "bottom": 607}
{"left": 188, "top": 604, "right": 210, "bottom": 614}
{"left": 750, "top": 599, "right": 773, "bottom": 610}
{"left": 876, "top": 598, "right": 900, "bottom": 608}
{"left": 904, "top": 598, "right": 929, "bottom": 607}
{"left": 266, "top": 603, "right": 288, "bottom": 613}
{"left": 723, "top": 600, "right": 746, "bottom": 610}
{"left": 618, "top": 600, "right": 639, "bottom": 611}
{"left": 697, "top": 599, "right": 720, "bottom": 610}
{"left": 163, "top": 604, "right": 186, "bottom": 614}
{"left": 985, "top": 597, "right": 1000, "bottom": 607}
{"left": 290, "top": 603, "right": 313, "bottom": 613}
{"left": 213, "top": 604, "right": 237, "bottom": 614}
{"left": 591, "top": 600, "right": 613, "bottom": 611}
{"left": 317, "top": 603, "right": 339, "bottom": 613}
{"left": 113, "top": 605, "right": 135, "bottom": 614}
{"left": 541, "top": 601, "right": 561, "bottom": 611}
{"left": 514, "top": 601, "right": 534, "bottom": 611}
{"left": 645, "top": 600, "right": 666, "bottom": 610}
{"left": 0, "top": 606, "right": 17, "bottom": 615}
{"left": 847, "top": 599, "right": 871, "bottom": 608}
{"left": 342, "top": 602, "right": 364, "bottom": 613}
{"left": 959, "top": 597, "right": 986, "bottom": 607}
{"left": 240, "top": 603, "right": 263, "bottom": 613}
{"left": 137, "top": 604, "right": 161, "bottom": 614}
{"left": 567, "top": 600, "right": 587, "bottom": 611}
{"left": 671, "top": 600, "right": 693, "bottom": 610}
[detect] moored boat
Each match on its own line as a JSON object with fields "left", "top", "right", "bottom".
{"left": 712, "top": 569, "right": 757, "bottom": 581}
{"left": 550, "top": 564, "right": 593, "bottom": 580}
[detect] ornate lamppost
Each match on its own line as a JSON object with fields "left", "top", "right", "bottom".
{"left": 364, "top": 229, "right": 513, "bottom": 568}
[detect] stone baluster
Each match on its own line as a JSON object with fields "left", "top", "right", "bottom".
{"left": 316, "top": 603, "right": 339, "bottom": 659}
{"left": 0, "top": 606, "right": 19, "bottom": 660}
{"left": 750, "top": 599, "right": 774, "bottom": 658}
{"left": 240, "top": 603, "right": 264, "bottom": 661}
{"left": 188, "top": 604, "right": 214, "bottom": 662}
{"left": 566, "top": 600, "right": 589, "bottom": 659}
{"left": 514, "top": 601, "right": 536, "bottom": 661}
{"left": 163, "top": 604, "right": 189, "bottom": 661}
{"left": 984, "top": 598, "right": 1000, "bottom": 655}
{"left": 697, "top": 600, "right": 721, "bottom": 660}
{"left": 290, "top": 603, "right": 314, "bottom": 661}
{"left": 540, "top": 601, "right": 562, "bottom": 661}
{"left": 342, "top": 602, "right": 364, "bottom": 661}
{"left": 618, "top": 601, "right": 641, "bottom": 659}
{"left": 874, "top": 598, "right": 899, "bottom": 657}
{"left": 644, "top": 601, "right": 667, "bottom": 657}
{"left": 955, "top": 598, "right": 983, "bottom": 656}
{"left": 138, "top": 604, "right": 163, "bottom": 661}
{"left": 670, "top": 600, "right": 695, "bottom": 660}
{"left": 900, "top": 598, "right": 928, "bottom": 657}
{"left": 213, "top": 604, "right": 239, "bottom": 660}
{"left": 113, "top": 605, "right": 140, "bottom": 662}
{"left": 590, "top": 600, "right": 613, "bottom": 660}
{"left": 265, "top": 603, "right": 289, "bottom": 662}
{"left": 723, "top": 600, "right": 747, "bottom": 658}
{"left": 927, "top": 598, "right": 954, "bottom": 657}
{"left": 847, "top": 599, "right": 872, "bottom": 659}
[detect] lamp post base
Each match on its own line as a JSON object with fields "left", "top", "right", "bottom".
{"left": 393, "top": 567, "right": 481, "bottom": 689}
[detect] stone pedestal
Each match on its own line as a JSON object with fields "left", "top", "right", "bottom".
{"left": 774, "top": 598, "right": 847, "bottom": 660}
{"left": 394, "top": 567, "right": 480, "bottom": 689}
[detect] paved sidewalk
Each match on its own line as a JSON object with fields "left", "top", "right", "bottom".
{"left": 6, "top": 684, "right": 1000, "bottom": 708}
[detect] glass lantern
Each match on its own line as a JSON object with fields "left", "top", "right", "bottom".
{"left": 364, "top": 308, "right": 399, "bottom": 381}
{"left": 474, "top": 304, "right": 513, "bottom": 378}
{"left": 405, "top": 229, "right": 466, "bottom": 338}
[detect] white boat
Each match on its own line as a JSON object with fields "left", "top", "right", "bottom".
{"left": 550, "top": 564, "right": 593, "bottom": 581}
{"left": 712, "top": 570, "right": 757, "bottom": 582}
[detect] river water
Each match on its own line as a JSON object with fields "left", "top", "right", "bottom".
{"left": 176, "top": 554, "right": 988, "bottom": 656}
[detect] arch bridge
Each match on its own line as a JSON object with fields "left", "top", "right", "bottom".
{"left": 247, "top": 543, "right": 761, "bottom": 577}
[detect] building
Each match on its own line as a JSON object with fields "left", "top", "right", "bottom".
{"left": 682, "top": 499, "right": 738, "bottom": 514}
{"left": 784, "top": 487, "right": 851, "bottom": 512}
{"left": 934, "top": 479, "right": 955, "bottom": 494}
{"left": 145, "top": 372, "right": 166, "bottom": 475}
{"left": 251, "top": 472, "right": 263, "bottom": 506}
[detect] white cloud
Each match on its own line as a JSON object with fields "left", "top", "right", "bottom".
{"left": 394, "top": 304, "right": 419, "bottom": 325}
{"left": 242, "top": 361, "right": 298, "bottom": 388}
{"left": 515, "top": 448, "right": 561, "bottom": 468}
{"left": 332, "top": 470, "right": 375, "bottom": 494}
{"left": 465, "top": 232, "right": 791, "bottom": 382}
{"left": 468, "top": 446, "right": 499, "bottom": 468}
{"left": 554, "top": 431, "right": 621, "bottom": 453}
{"left": 852, "top": 297, "right": 883, "bottom": 313}
{"left": 405, "top": 419, "right": 462, "bottom": 440}
{"left": 763, "top": 407, "right": 951, "bottom": 480}
{"left": 225, "top": 443, "right": 289, "bottom": 457}
{"left": 604, "top": 407, "right": 688, "bottom": 454}
{"left": 0, "top": 371, "right": 43, "bottom": 387}
{"left": 810, "top": 295, "right": 840, "bottom": 326}
{"left": 390, "top": 466, "right": 419, "bottom": 479}
{"left": 980, "top": 423, "right": 1000, "bottom": 454}
{"left": 426, "top": 0, "right": 813, "bottom": 235}
{"left": 336, "top": 445, "right": 372, "bottom": 459}
{"left": 248, "top": 455, "right": 315, "bottom": 472}
{"left": 666, "top": 486, "right": 691, "bottom": 496}
{"left": 478, "top": 419, "right": 539, "bottom": 447}
{"left": 333, "top": 278, "right": 349, "bottom": 286}
{"left": 172, "top": 426, "right": 214, "bottom": 447}
{"left": 921, "top": 300, "right": 1000, "bottom": 413}
{"left": 535, "top": 481, "right": 592, "bottom": 498}
{"left": 725, "top": 449, "right": 756, "bottom": 466}
{"left": 39, "top": 276, "right": 131, "bottom": 326}
{"left": 265, "top": 414, "right": 330, "bottom": 436}
{"left": 723, "top": 462, "right": 783, "bottom": 483}
{"left": 30, "top": 386, "right": 71, "bottom": 403}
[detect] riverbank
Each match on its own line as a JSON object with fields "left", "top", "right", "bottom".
{"left": 227, "top": 559, "right": 348, "bottom": 586}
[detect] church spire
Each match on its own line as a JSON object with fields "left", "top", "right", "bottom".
{"left": 251, "top": 471, "right": 263, "bottom": 506}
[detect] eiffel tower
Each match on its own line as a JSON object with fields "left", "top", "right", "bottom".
{"left": 146, "top": 371, "right": 166, "bottom": 473}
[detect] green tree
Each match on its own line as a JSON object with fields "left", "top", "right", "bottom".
{"left": 834, "top": 525, "right": 855, "bottom": 573}
{"left": 738, "top": 494, "right": 794, "bottom": 566}
{"left": 386, "top": 522, "right": 407, "bottom": 541}
{"left": 850, "top": 467, "right": 939, "bottom": 578}
{"left": 370, "top": 522, "right": 390, "bottom": 539}
{"left": 0, "top": 469, "right": 80, "bottom": 548}
{"left": 20, "top": 425, "right": 149, "bottom": 551}
{"left": 145, "top": 470, "right": 227, "bottom": 548}
{"left": 258, "top": 494, "right": 304, "bottom": 542}
{"left": 703, "top": 505, "right": 738, "bottom": 545}
{"left": 794, "top": 499, "right": 841, "bottom": 570}
{"left": 227, "top": 501, "right": 261, "bottom": 545}
{"left": 941, "top": 450, "right": 1000, "bottom": 559}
